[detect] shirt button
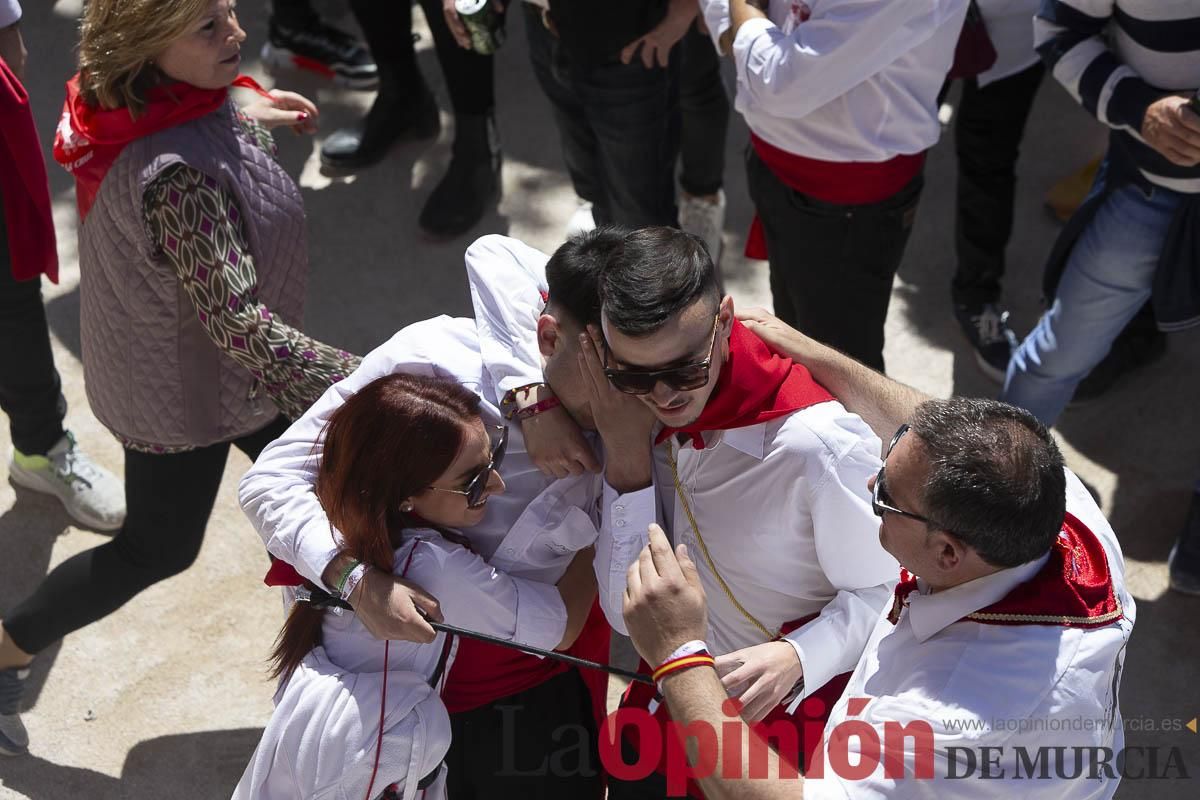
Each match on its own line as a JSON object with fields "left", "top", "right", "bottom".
{"left": 616, "top": 520, "right": 626, "bottom": 528}
{"left": 614, "top": 505, "right": 624, "bottom": 512}
{"left": 504, "top": 547, "right": 515, "bottom": 555}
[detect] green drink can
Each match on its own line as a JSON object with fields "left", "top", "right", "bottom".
{"left": 455, "top": 0, "right": 505, "bottom": 56}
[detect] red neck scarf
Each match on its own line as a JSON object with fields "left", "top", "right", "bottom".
{"left": 53, "top": 73, "right": 268, "bottom": 220}
{"left": 888, "top": 513, "right": 1123, "bottom": 629}
{"left": 655, "top": 319, "right": 834, "bottom": 450}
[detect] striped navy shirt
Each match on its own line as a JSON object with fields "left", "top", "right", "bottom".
{"left": 1036, "top": 0, "right": 1200, "bottom": 192}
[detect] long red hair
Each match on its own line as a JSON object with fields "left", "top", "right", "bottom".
{"left": 270, "top": 373, "right": 481, "bottom": 679}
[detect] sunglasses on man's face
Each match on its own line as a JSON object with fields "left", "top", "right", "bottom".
{"left": 871, "top": 423, "right": 934, "bottom": 525}
{"left": 603, "top": 315, "right": 721, "bottom": 396}
{"left": 428, "top": 425, "right": 508, "bottom": 509}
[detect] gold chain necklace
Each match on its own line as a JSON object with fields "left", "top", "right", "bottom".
{"left": 666, "top": 438, "right": 779, "bottom": 641}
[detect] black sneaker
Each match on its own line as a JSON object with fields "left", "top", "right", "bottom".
{"left": 954, "top": 303, "right": 1018, "bottom": 383}
{"left": 1168, "top": 490, "right": 1200, "bottom": 596}
{"left": 262, "top": 18, "right": 378, "bottom": 90}
{"left": 320, "top": 86, "right": 441, "bottom": 170}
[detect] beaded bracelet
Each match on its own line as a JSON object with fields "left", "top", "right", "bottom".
{"left": 515, "top": 395, "right": 562, "bottom": 420}
{"left": 652, "top": 651, "right": 715, "bottom": 686}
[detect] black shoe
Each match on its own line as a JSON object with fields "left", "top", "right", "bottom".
{"left": 1070, "top": 327, "right": 1167, "bottom": 405}
{"left": 418, "top": 113, "right": 501, "bottom": 238}
{"left": 954, "top": 302, "right": 1018, "bottom": 382}
{"left": 263, "top": 17, "right": 378, "bottom": 90}
{"left": 320, "top": 87, "right": 440, "bottom": 170}
{"left": 1169, "top": 490, "right": 1200, "bottom": 596}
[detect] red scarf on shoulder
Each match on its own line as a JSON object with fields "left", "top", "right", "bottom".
{"left": 655, "top": 319, "right": 834, "bottom": 449}
{"left": 888, "top": 513, "right": 1123, "bottom": 628}
{"left": 52, "top": 73, "right": 268, "bottom": 220}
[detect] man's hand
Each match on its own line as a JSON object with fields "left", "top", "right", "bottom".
{"left": 519, "top": 394, "right": 601, "bottom": 478}
{"left": 623, "top": 524, "right": 708, "bottom": 666}
{"left": 241, "top": 89, "right": 319, "bottom": 134}
{"left": 620, "top": 0, "right": 697, "bottom": 68}
{"left": 347, "top": 568, "right": 444, "bottom": 643}
{"left": 579, "top": 326, "right": 656, "bottom": 492}
{"left": 736, "top": 307, "right": 814, "bottom": 360}
{"left": 715, "top": 641, "right": 804, "bottom": 723}
{"left": 1142, "top": 95, "right": 1200, "bottom": 167}
{"left": 0, "top": 22, "right": 27, "bottom": 83}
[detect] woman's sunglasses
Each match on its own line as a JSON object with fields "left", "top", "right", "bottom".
{"left": 428, "top": 425, "right": 508, "bottom": 508}
{"left": 603, "top": 315, "right": 721, "bottom": 396}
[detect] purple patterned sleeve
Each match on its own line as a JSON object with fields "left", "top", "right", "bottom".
{"left": 144, "top": 164, "right": 361, "bottom": 421}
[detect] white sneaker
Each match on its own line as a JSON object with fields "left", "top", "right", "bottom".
{"left": 679, "top": 189, "right": 726, "bottom": 266}
{"left": 565, "top": 199, "right": 596, "bottom": 238}
{"left": 8, "top": 432, "right": 125, "bottom": 532}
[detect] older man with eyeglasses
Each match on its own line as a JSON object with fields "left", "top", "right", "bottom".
{"left": 617, "top": 308, "right": 1135, "bottom": 800}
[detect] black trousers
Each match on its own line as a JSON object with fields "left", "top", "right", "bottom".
{"left": 3, "top": 416, "right": 291, "bottom": 654}
{"left": 0, "top": 191, "right": 67, "bottom": 456}
{"left": 524, "top": 4, "right": 679, "bottom": 228}
{"left": 951, "top": 62, "right": 1046, "bottom": 307}
{"left": 444, "top": 668, "right": 601, "bottom": 800}
{"left": 272, "top": 0, "right": 497, "bottom": 115}
{"left": 745, "top": 146, "right": 924, "bottom": 373}
{"left": 678, "top": 24, "right": 728, "bottom": 198}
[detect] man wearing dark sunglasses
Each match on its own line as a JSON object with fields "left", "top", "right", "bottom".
{"left": 617, "top": 310, "right": 1135, "bottom": 799}
{"left": 564, "top": 227, "right": 896, "bottom": 797}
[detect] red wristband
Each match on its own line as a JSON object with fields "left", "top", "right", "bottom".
{"left": 652, "top": 651, "right": 715, "bottom": 685}
{"left": 515, "top": 395, "right": 562, "bottom": 420}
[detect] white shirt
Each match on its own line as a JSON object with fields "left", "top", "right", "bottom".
{"left": 698, "top": 0, "right": 969, "bottom": 161}
{"left": 976, "top": 0, "right": 1040, "bottom": 86}
{"left": 0, "top": 1, "right": 20, "bottom": 29}
{"left": 805, "top": 469, "right": 1136, "bottom": 799}
{"left": 605, "top": 411, "right": 899, "bottom": 696}
{"left": 232, "top": 647, "right": 451, "bottom": 800}
{"left": 466, "top": 237, "right": 899, "bottom": 697}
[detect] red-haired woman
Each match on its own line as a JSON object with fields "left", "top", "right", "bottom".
{"left": 234, "top": 372, "right": 597, "bottom": 799}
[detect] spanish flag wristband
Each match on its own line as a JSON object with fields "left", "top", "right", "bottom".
{"left": 653, "top": 649, "right": 715, "bottom": 686}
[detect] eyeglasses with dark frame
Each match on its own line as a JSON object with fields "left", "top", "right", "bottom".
{"left": 871, "top": 423, "right": 935, "bottom": 525}
{"left": 427, "top": 425, "right": 508, "bottom": 509}
{"left": 602, "top": 314, "right": 721, "bottom": 396}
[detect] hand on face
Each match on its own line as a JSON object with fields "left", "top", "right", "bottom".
{"left": 622, "top": 524, "right": 709, "bottom": 666}
{"left": 578, "top": 326, "right": 658, "bottom": 450}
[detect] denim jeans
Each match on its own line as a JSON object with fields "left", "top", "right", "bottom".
{"left": 524, "top": 4, "right": 679, "bottom": 227}
{"left": 1001, "top": 181, "right": 1184, "bottom": 425}
{"left": 0, "top": 191, "right": 67, "bottom": 456}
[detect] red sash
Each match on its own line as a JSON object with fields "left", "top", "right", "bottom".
{"left": 656, "top": 320, "right": 833, "bottom": 450}
{"left": 745, "top": 132, "right": 925, "bottom": 260}
{"left": 615, "top": 615, "right": 850, "bottom": 798}
{"left": 889, "top": 512, "right": 1123, "bottom": 629}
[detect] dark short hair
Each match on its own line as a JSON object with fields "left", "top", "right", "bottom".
{"left": 545, "top": 226, "right": 629, "bottom": 328}
{"left": 911, "top": 398, "right": 1066, "bottom": 568}
{"left": 600, "top": 227, "right": 722, "bottom": 336}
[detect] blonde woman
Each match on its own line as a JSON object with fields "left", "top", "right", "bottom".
{"left": 0, "top": 0, "right": 358, "bottom": 755}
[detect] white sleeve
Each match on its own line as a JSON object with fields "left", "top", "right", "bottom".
{"left": 783, "top": 422, "right": 899, "bottom": 695}
{"left": 697, "top": 0, "right": 732, "bottom": 51}
{"left": 0, "top": 1, "right": 21, "bottom": 28}
{"left": 732, "top": 0, "right": 964, "bottom": 121}
{"left": 238, "top": 325, "right": 450, "bottom": 589}
{"left": 593, "top": 480, "right": 657, "bottom": 636}
{"left": 465, "top": 234, "right": 550, "bottom": 398}
{"left": 413, "top": 538, "right": 568, "bottom": 651}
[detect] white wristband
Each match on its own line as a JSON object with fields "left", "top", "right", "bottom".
{"left": 339, "top": 563, "right": 368, "bottom": 602}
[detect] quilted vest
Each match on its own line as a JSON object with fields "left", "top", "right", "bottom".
{"left": 78, "top": 101, "right": 308, "bottom": 450}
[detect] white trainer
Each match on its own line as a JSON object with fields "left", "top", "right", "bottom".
{"left": 565, "top": 199, "right": 596, "bottom": 238}
{"left": 679, "top": 189, "right": 726, "bottom": 266}
{"left": 8, "top": 432, "right": 125, "bottom": 532}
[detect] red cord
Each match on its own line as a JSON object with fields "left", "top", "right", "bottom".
{"left": 364, "top": 640, "right": 390, "bottom": 800}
